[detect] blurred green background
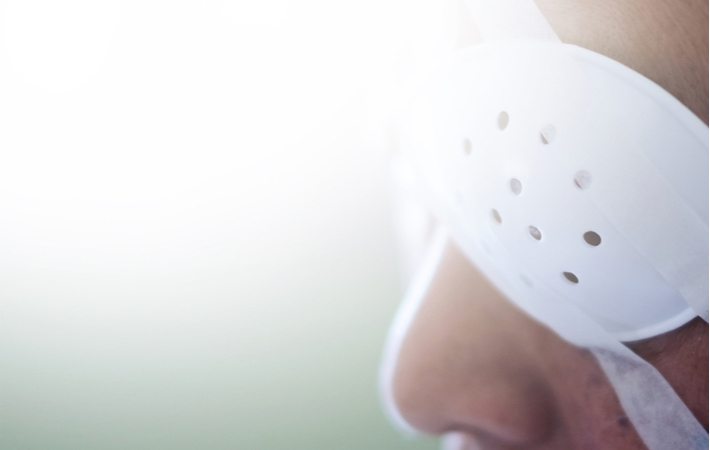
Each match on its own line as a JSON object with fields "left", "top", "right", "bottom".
{"left": 0, "top": 0, "right": 443, "bottom": 448}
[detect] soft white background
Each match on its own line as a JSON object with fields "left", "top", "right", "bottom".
{"left": 0, "top": 0, "right": 446, "bottom": 448}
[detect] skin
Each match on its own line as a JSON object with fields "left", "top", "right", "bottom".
{"left": 540, "top": 0, "right": 708, "bottom": 125}
{"left": 392, "top": 241, "right": 707, "bottom": 449}
{"left": 389, "top": 0, "right": 708, "bottom": 448}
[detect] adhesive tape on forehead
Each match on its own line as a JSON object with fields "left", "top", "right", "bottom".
{"left": 397, "top": 39, "right": 708, "bottom": 343}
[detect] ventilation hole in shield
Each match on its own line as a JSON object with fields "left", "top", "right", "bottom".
{"left": 540, "top": 125, "right": 556, "bottom": 144}
{"left": 584, "top": 231, "right": 602, "bottom": 246}
{"left": 463, "top": 138, "right": 472, "bottom": 155}
{"left": 498, "top": 112, "right": 509, "bottom": 130}
{"left": 563, "top": 272, "right": 579, "bottom": 284}
{"left": 491, "top": 209, "right": 502, "bottom": 224}
{"left": 510, "top": 178, "right": 522, "bottom": 195}
{"left": 528, "top": 226, "right": 542, "bottom": 240}
{"left": 574, "top": 170, "right": 592, "bottom": 189}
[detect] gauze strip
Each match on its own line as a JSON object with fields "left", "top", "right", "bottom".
{"left": 591, "top": 347, "right": 710, "bottom": 449}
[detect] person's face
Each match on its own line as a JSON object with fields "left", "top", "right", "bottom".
{"left": 388, "top": 239, "right": 707, "bottom": 449}
{"left": 387, "top": 2, "right": 709, "bottom": 447}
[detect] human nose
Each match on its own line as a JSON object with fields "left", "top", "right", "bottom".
{"left": 387, "top": 238, "right": 558, "bottom": 446}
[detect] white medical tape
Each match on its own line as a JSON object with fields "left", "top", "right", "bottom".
{"left": 463, "top": 0, "right": 560, "bottom": 43}
{"left": 591, "top": 347, "right": 710, "bottom": 450}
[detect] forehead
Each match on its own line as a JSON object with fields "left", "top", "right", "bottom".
{"left": 533, "top": 0, "right": 708, "bottom": 124}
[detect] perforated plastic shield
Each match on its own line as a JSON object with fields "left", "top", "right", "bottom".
{"left": 397, "top": 41, "right": 708, "bottom": 342}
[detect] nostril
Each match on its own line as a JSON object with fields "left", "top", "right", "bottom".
{"left": 444, "top": 378, "right": 558, "bottom": 445}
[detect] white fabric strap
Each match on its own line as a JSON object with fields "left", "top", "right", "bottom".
{"left": 592, "top": 347, "right": 710, "bottom": 450}
{"left": 463, "top": 0, "right": 561, "bottom": 43}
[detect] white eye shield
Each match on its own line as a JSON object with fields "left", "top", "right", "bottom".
{"left": 381, "top": 0, "right": 709, "bottom": 448}
{"left": 398, "top": 36, "right": 708, "bottom": 344}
